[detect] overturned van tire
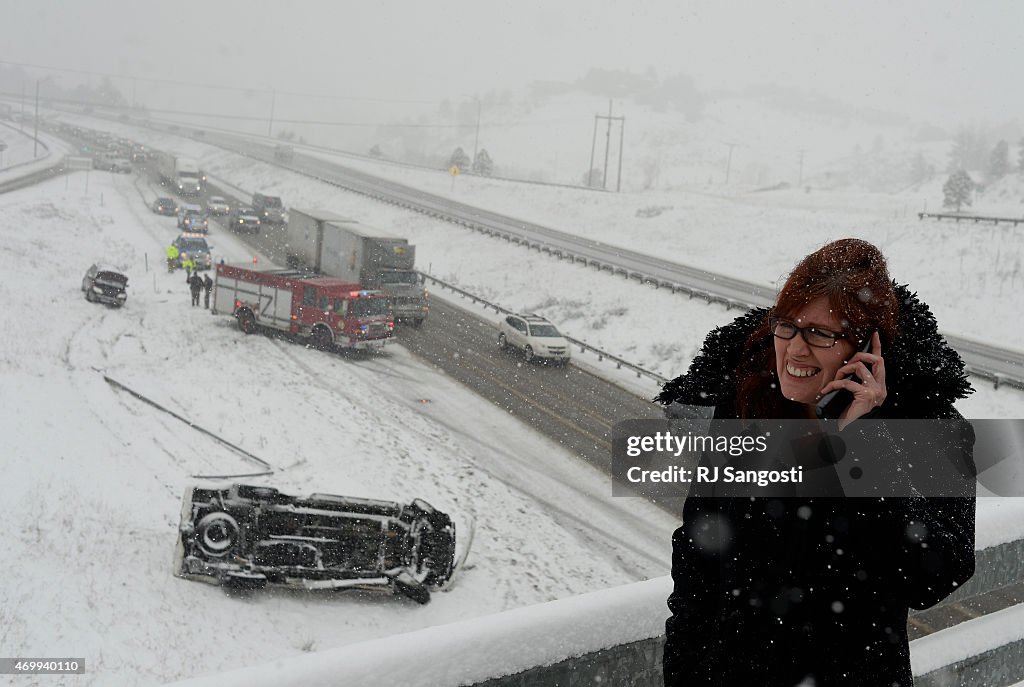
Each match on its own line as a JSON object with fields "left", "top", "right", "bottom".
{"left": 223, "top": 571, "right": 268, "bottom": 595}
{"left": 393, "top": 571, "right": 431, "bottom": 605}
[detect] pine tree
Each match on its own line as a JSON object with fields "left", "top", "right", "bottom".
{"left": 1018, "top": 137, "right": 1024, "bottom": 175}
{"left": 988, "top": 140, "right": 1010, "bottom": 180}
{"left": 942, "top": 170, "right": 974, "bottom": 212}
{"left": 471, "top": 149, "right": 494, "bottom": 176}
{"left": 369, "top": 144, "right": 383, "bottom": 158}
{"left": 448, "top": 147, "right": 471, "bottom": 171}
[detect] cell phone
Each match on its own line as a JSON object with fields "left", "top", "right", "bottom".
{"left": 815, "top": 332, "right": 874, "bottom": 419}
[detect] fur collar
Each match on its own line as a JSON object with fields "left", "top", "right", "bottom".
{"left": 655, "top": 283, "right": 973, "bottom": 418}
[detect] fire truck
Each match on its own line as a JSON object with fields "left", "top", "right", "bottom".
{"left": 212, "top": 264, "right": 394, "bottom": 350}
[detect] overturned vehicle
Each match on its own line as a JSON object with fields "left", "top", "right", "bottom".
{"left": 174, "top": 483, "right": 457, "bottom": 604}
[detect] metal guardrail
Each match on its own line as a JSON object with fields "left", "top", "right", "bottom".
{"left": 103, "top": 375, "right": 274, "bottom": 479}
{"left": 919, "top": 211, "right": 1024, "bottom": 226}
{"left": 422, "top": 273, "right": 668, "bottom": 385}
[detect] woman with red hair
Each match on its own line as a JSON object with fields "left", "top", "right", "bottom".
{"left": 657, "top": 239, "right": 976, "bottom": 686}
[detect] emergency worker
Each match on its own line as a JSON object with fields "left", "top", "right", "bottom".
{"left": 187, "top": 271, "right": 204, "bottom": 307}
{"left": 202, "top": 274, "right": 214, "bottom": 309}
{"left": 165, "top": 243, "right": 179, "bottom": 272}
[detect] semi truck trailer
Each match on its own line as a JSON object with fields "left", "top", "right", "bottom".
{"left": 284, "top": 208, "right": 429, "bottom": 326}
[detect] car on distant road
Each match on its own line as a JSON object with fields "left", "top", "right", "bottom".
{"left": 173, "top": 233, "right": 213, "bottom": 270}
{"left": 177, "top": 203, "right": 209, "bottom": 233}
{"left": 152, "top": 197, "right": 178, "bottom": 216}
{"left": 81, "top": 264, "right": 128, "bottom": 307}
{"left": 251, "top": 192, "right": 286, "bottom": 225}
{"left": 205, "top": 195, "right": 230, "bottom": 216}
{"left": 229, "top": 207, "right": 261, "bottom": 235}
{"left": 109, "top": 158, "right": 132, "bottom": 174}
{"left": 95, "top": 154, "right": 128, "bottom": 172}
{"left": 497, "top": 313, "right": 571, "bottom": 364}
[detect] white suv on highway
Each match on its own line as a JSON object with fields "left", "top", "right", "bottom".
{"left": 498, "top": 314, "right": 571, "bottom": 365}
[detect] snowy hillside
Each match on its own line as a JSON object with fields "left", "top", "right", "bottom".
{"left": 250, "top": 87, "right": 984, "bottom": 193}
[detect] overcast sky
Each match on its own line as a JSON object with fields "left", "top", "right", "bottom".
{"left": 2, "top": 0, "right": 1022, "bottom": 125}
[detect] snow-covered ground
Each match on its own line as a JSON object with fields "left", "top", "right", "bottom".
{"left": 0, "top": 120, "right": 41, "bottom": 170}
{"left": 3, "top": 114, "right": 1023, "bottom": 684}
{"left": 0, "top": 121, "right": 68, "bottom": 182}
{"left": 0, "top": 171, "right": 676, "bottom": 685}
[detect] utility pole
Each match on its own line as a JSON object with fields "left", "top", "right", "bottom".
{"left": 589, "top": 101, "right": 626, "bottom": 190}
{"left": 602, "top": 100, "right": 613, "bottom": 190}
{"left": 472, "top": 97, "right": 481, "bottom": 165}
{"left": 131, "top": 78, "right": 137, "bottom": 110}
{"left": 722, "top": 141, "right": 740, "bottom": 184}
{"left": 616, "top": 116, "right": 625, "bottom": 192}
{"left": 588, "top": 114, "right": 598, "bottom": 187}
{"left": 797, "top": 149, "right": 806, "bottom": 185}
{"left": 268, "top": 89, "right": 276, "bottom": 137}
{"left": 33, "top": 80, "right": 40, "bottom": 158}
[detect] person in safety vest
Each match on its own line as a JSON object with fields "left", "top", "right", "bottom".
{"left": 166, "top": 244, "right": 180, "bottom": 272}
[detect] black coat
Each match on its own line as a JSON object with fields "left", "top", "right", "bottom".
{"left": 656, "top": 284, "right": 976, "bottom": 687}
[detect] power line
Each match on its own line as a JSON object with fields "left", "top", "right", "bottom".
{"left": 0, "top": 58, "right": 444, "bottom": 106}
{"left": 0, "top": 90, "right": 580, "bottom": 131}
{"left": 0, "top": 58, "right": 625, "bottom": 110}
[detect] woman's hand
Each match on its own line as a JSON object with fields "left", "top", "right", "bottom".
{"left": 818, "top": 331, "right": 887, "bottom": 428}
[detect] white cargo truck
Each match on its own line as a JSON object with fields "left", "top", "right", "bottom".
{"left": 154, "top": 151, "right": 202, "bottom": 197}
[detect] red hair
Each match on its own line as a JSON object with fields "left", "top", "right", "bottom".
{"left": 736, "top": 239, "right": 899, "bottom": 419}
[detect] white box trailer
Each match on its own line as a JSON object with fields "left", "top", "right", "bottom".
{"left": 284, "top": 208, "right": 429, "bottom": 325}
{"left": 154, "top": 151, "right": 202, "bottom": 197}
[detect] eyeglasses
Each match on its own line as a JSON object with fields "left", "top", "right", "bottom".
{"left": 768, "top": 316, "right": 846, "bottom": 348}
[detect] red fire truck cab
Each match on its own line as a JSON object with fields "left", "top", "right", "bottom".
{"left": 213, "top": 264, "right": 394, "bottom": 350}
